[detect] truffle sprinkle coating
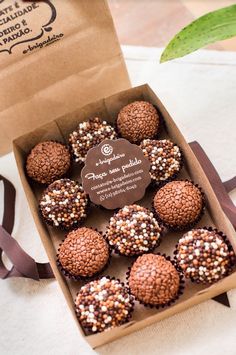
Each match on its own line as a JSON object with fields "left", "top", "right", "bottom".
{"left": 140, "top": 139, "right": 182, "bottom": 183}
{"left": 26, "top": 141, "right": 71, "bottom": 184}
{"left": 117, "top": 101, "right": 160, "bottom": 143}
{"left": 58, "top": 227, "right": 109, "bottom": 278}
{"left": 175, "top": 228, "right": 235, "bottom": 283}
{"left": 153, "top": 180, "right": 203, "bottom": 230}
{"left": 69, "top": 117, "right": 117, "bottom": 163}
{"left": 106, "top": 204, "right": 161, "bottom": 256}
{"left": 75, "top": 277, "right": 134, "bottom": 333}
{"left": 39, "top": 179, "right": 88, "bottom": 230}
{"left": 128, "top": 254, "right": 180, "bottom": 306}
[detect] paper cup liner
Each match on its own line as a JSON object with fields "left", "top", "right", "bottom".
{"left": 56, "top": 229, "right": 111, "bottom": 282}
{"left": 173, "top": 226, "right": 236, "bottom": 284}
{"left": 126, "top": 253, "right": 185, "bottom": 309}
{"left": 74, "top": 275, "right": 135, "bottom": 335}
{"left": 152, "top": 179, "right": 206, "bottom": 232}
{"left": 105, "top": 215, "right": 163, "bottom": 258}
{"left": 153, "top": 104, "right": 166, "bottom": 138}
{"left": 69, "top": 146, "right": 85, "bottom": 166}
{"left": 39, "top": 183, "right": 91, "bottom": 232}
{"left": 25, "top": 140, "right": 73, "bottom": 186}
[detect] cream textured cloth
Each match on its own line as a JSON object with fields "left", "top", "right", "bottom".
{"left": 0, "top": 46, "right": 236, "bottom": 355}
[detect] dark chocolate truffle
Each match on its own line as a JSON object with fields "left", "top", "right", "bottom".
{"left": 106, "top": 204, "right": 161, "bottom": 256}
{"left": 175, "top": 228, "right": 235, "bottom": 283}
{"left": 75, "top": 277, "right": 134, "bottom": 333}
{"left": 140, "top": 139, "right": 182, "bottom": 183}
{"left": 26, "top": 141, "right": 71, "bottom": 184}
{"left": 58, "top": 227, "right": 109, "bottom": 278}
{"left": 117, "top": 101, "right": 160, "bottom": 143}
{"left": 128, "top": 254, "right": 181, "bottom": 306}
{"left": 153, "top": 180, "right": 204, "bottom": 230}
{"left": 69, "top": 117, "right": 117, "bottom": 163}
{"left": 39, "top": 178, "right": 88, "bottom": 230}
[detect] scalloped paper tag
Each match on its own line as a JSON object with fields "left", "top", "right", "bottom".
{"left": 81, "top": 139, "right": 151, "bottom": 209}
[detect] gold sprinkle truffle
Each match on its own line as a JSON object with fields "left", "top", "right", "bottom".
{"left": 26, "top": 141, "right": 71, "bottom": 184}
{"left": 75, "top": 277, "right": 134, "bottom": 333}
{"left": 117, "top": 101, "right": 160, "bottom": 143}
{"left": 69, "top": 117, "right": 117, "bottom": 163}
{"left": 175, "top": 228, "right": 235, "bottom": 283}
{"left": 39, "top": 178, "right": 88, "bottom": 230}
{"left": 128, "top": 254, "right": 181, "bottom": 306}
{"left": 140, "top": 139, "right": 182, "bottom": 183}
{"left": 106, "top": 204, "right": 161, "bottom": 256}
{"left": 153, "top": 180, "right": 204, "bottom": 230}
{"left": 58, "top": 227, "right": 109, "bottom": 278}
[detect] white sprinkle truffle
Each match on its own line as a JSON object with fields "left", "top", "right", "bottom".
{"left": 106, "top": 204, "right": 161, "bottom": 256}
{"left": 175, "top": 228, "right": 235, "bottom": 283}
{"left": 140, "top": 139, "right": 182, "bottom": 183}
{"left": 69, "top": 117, "right": 117, "bottom": 163}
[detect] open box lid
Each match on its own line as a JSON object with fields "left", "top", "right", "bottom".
{"left": 0, "top": 0, "right": 130, "bottom": 156}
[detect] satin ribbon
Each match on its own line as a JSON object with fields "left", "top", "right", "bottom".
{"left": 0, "top": 175, "right": 54, "bottom": 280}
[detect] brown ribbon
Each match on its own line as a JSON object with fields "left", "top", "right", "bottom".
{"left": 0, "top": 141, "right": 235, "bottom": 287}
{"left": 189, "top": 141, "right": 236, "bottom": 229}
{"left": 0, "top": 175, "right": 54, "bottom": 280}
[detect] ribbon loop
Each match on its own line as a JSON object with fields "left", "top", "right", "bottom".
{"left": 0, "top": 175, "right": 54, "bottom": 280}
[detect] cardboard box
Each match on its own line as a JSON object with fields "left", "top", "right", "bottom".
{"left": 13, "top": 84, "right": 236, "bottom": 348}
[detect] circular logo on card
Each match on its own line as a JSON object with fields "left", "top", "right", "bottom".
{"left": 81, "top": 139, "right": 151, "bottom": 209}
{"left": 101, "top": 143, "right": 113, "bottom": 156}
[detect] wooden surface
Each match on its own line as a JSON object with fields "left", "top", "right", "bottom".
{"left": 108, "top": 0, "right": 236, "bottom": 51}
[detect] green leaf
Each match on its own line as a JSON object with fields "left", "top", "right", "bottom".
{"left": 160, "top": 4, "right": 236, "bottom": 63}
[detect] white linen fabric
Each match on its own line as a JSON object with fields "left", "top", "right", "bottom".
{"left": 0, "top": 46, "right": 236, "bottom": 355}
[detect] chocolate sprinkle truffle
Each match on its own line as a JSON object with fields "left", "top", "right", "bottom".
{"left": 58, "top": 227, "right": 109, "bottom": 278}
{"left": 117, "top": 101, "right": 160, "bottom": 143}
{"left": 69, "top": 117, "right": 117, "bottom": 163}
{"left": 39, "top": 178, "right": 88, "bottom": 230}
{"left": 106, "top": 204, "right": 161, "bottom": 256}
{"left": 75, "top": 277, "right": 134, "bottom": 333}
{"left": 153, "top": 180, "right": 204, "bottom": 230}
{"left": 128, "top": 254, "right": 181, "bottom": 306}
{"left": 140, "top": 139, "right": 182, "bottom": 183}
{"left": 26, "top": 141, "right": 71, "bottom": 184}
{"left": 175, "top": 228, "right": 235, "bottom": 283}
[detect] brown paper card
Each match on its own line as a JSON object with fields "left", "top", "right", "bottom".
{"left": 0, "top": 0, "right": 130, "bottom": 155}
{"left": 13, "top": 84, "right": 236, "bottom": 348}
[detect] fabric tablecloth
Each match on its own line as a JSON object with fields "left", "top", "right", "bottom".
{"left": 1, "top": 46, "right": 236, "bottom": 355}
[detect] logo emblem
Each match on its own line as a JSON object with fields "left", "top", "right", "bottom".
{"left": 101, "top": 144, "right": 113, "bottom": 156}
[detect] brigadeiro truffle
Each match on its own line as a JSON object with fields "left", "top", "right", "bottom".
{"left": 57, "top": 227, "right": 109, "bottom": 279}
{"left": 128, "top": 254, "right": 183, "bottom": 307}
{"left": 75, "top": 277, "right": 134, "bottom": 333}
{"left": 39, "top": 178, "right": 89, "bottom": 230}
{"left": 26, "top": 141, "right": 71, "bottom": 184}
{"left": 175, "top": 228, "right": 235, "bottom": 284}
{"left": 153, "top": 180, "right": 204, "bottom": 230}
{"left": 117, "top": 101, "right": 160, "bottom": 143}
{"left": 140, "top": 139, "right": 182, "bottom": 184}
{"left": 106, "top": 204, "right": 161, "bottom": 256}
{"left": 69, "top": 117, "right": 117, "bottom": 163}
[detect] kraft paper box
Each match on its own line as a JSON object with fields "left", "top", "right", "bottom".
{"left": 13, "top": 84, "right": 236, "bottom": 348}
